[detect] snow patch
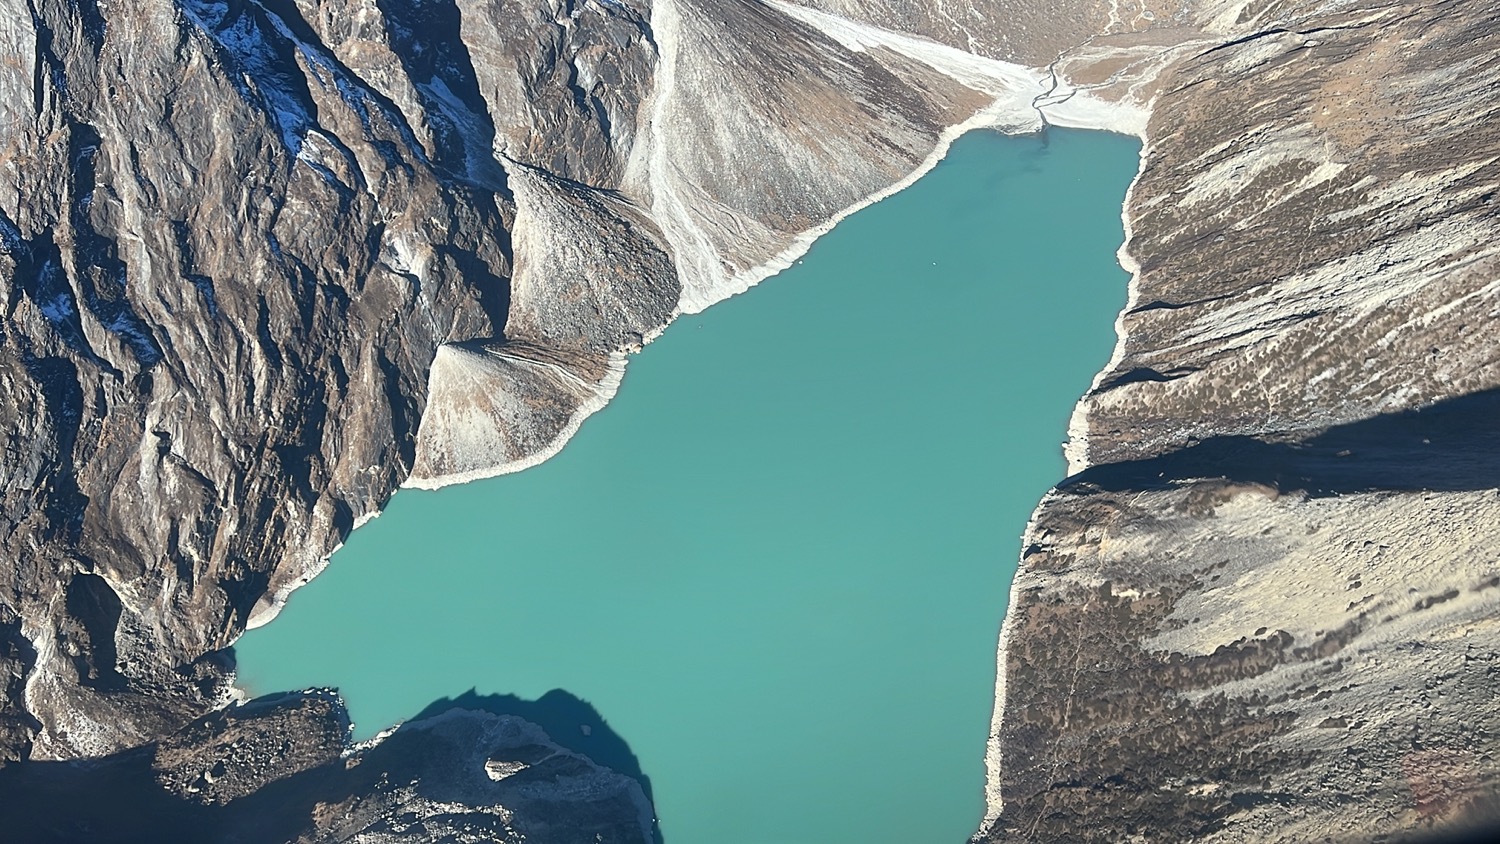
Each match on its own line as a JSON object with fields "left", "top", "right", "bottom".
{"left": 179, "top": 0, "right": 313, "bottom": 154}
{"left": 414, "top": 75, "right": 504, "bottom": 186}
{"left": 0, "top": 214, "right": 21, "bottom": 253}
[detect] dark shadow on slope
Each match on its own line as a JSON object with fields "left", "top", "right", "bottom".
{"left": 370, "top": 0, "right": 516, "bottom": 324}
{"left": 67, "top": 122, "right": 164, "bottom": 367}
{"left": 0, "top": 689, "right": 350, "bottom": 844}
{"left": 1383, "top": 823, "right": 1500, "bottom": 844}
{"left": 1065, "top": 387, "right": 1500, "bottom": 496}
{"left": 0, "top": 688, "right": 659, "bottom": 844}
{"left": 1373, "top": 789, "right": 1500, "bottom": 843}
{"left": 0, "top": 745, "right": 247, "bottom": 844}
{"left": 374, "top": 0, "right": 509, "bottom": 194}
{"left": 413, "top": 688, "right": 663, "bottom": 843}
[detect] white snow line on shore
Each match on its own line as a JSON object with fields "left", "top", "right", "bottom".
{"left": 245, "top": 515, "right": 355, "bottom": 632}
{"left": 240, "top": 351, "right": 627, "bottom": 633}
{"left": 381, "top": 0, "right": 1155, "bottom": 501}
{"left": 676, "top": 100, "right": 1043, "bottom": 317}
{"left": 1063, "top": 138, "right": 1151, "bottom": 475}
{"left": 402, "top": 351, "right": 630, "bottom": 491}
{"left": 674, "top": 0, "right": 1147, "bottom": 318}
{"left": 981, "top": 492, "right": 1059, "bottom": 824}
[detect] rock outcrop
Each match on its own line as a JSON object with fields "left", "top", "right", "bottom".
{"left": 0, "top": 690, "right": 654, "bottom": 843}
{"left": 1, "top": 0, "right": 1497, "bottom": 841}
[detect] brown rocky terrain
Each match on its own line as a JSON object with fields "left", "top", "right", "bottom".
{"left": 0, "top": 0, "right": 1496, "bottom": 840}
{"left": 982, "top": 1, "right": 1500, "bottom": 841}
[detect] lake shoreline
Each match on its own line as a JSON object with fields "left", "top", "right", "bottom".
{"left": 237, "top": 128, "right": 1141, "bottom": 844}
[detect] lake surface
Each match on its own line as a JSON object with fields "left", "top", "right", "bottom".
{"left": 236, "top": 127, "right": 1140, "bottom": 844}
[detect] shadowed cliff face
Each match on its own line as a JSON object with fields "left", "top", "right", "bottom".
{"left": 0, "top": 690, "right": 654, "bottom": 844}
{"left": 412, "top": 689, "right": 663, "bottom": 843}
{"left": 1069, "top": 387, "right": 1500, "bottom": 498}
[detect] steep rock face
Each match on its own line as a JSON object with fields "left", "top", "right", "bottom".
{"left": 0, "top": 0, "right": 1106, "bottom": 803}
{"left": 0, "top": 606, "right": 41, "bottom": 763}
{"left": 981, "top": 0, "right": 1500, "bottom": 841}
{"left": 620, "top": 0, "right": 1009, "bottom": 312}
{"left": 1, "top": 0, "right": 514, "bottom": 759}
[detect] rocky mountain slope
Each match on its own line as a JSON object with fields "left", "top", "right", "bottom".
{"left": 1, "top": 0, "right": 1497, "bottom": 840}
{"left": 981, "top": 1, "right": 1500, "bottom": 841}
{"left": 0, "top": 691, "right": 655, "bottom": 843}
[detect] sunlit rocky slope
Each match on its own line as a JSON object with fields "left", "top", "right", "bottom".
{"left": 0, "top": 0, "right": 1496, "bottom": 840}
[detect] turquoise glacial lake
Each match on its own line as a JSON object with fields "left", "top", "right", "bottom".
{"left": 236, "top": 127, "right": 1140, "bottom": 843}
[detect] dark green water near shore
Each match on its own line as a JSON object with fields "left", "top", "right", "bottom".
{"left": 237, "top": 127, "right": 1140, "bottom": 843}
